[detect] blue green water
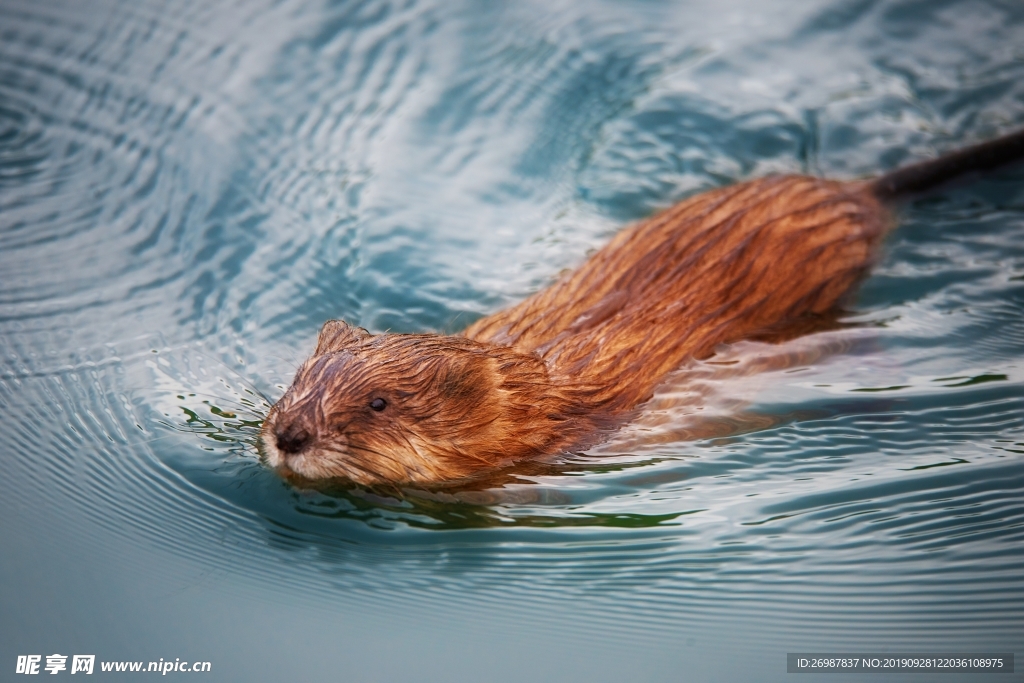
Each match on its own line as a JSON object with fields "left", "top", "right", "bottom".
{"left": 1, "top": 0, "right": 1023, "bottom": 680}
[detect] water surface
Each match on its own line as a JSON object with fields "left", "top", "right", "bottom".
{"left": 1, "top": 0, "right": 1023, "bottom": 680}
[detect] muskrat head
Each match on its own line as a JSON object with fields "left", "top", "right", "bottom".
{"left": 260, "top": 320, "right": 584, "bottom": 485}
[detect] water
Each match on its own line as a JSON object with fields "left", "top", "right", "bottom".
{"left": 1, "top": 0, "right": 1022, "bottom": 680}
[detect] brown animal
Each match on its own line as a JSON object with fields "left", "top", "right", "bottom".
{"left": 260, "top": 129, "right": 1024, "bottom": 485}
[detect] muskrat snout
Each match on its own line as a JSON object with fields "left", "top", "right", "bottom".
{"left": 274, "top": 421, "right": 311, "bottom": 455}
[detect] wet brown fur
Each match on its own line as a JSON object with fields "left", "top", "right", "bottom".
{"left": 261, "top": 174, "right": 890, "bottom": 485}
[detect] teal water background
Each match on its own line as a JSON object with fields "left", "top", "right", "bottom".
{"left": 1, "top": 0, "right": 1023, "bottom": 680}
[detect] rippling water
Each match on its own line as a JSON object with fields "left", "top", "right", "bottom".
{"left": 2, "top": 0, "right": 1023, "bottom": 680}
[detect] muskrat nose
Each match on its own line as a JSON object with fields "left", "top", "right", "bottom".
{"left": 275, "top": 423, "right": 311, "bottom": 455}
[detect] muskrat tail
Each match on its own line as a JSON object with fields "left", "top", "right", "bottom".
{"left": 871, "top": 127, "right": 1024, "bottom": 203}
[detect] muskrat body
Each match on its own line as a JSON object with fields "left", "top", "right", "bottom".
{"left": 261, "top": 129, "right": 1024, "bottom": 485}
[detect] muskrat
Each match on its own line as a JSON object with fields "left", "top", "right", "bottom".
{"left": 260, "top": 129, "right": 1024, "bottom": 485}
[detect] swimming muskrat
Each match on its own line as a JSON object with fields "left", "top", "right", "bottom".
{"left": 261, "top": 129, "right": 1024, "bottom": 485}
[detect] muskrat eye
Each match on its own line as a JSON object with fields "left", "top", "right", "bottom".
{"left": 369, "top": 397, "right": 387, "bottom": 412}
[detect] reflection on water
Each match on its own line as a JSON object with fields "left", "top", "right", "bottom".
{"left": 1, "top": 0, "right": 1023, "bottom": 680}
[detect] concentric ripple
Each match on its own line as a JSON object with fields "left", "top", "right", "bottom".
{"left": 1, "top": 0, "right": 1023, "bottom": 679}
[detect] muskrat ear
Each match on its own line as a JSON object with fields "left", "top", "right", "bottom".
{"left": 314, "top": 319, "right": 372, "bottom": 355}
{"left": 437, "top": 356, "right": 486, "bottom": 402}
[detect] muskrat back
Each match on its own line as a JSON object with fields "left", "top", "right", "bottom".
{"left": 465, "top": 176, "right": 885, "bottom": 412}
